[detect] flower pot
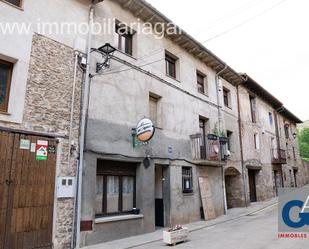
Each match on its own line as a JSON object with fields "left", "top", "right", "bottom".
{"left": 163, "top": 227, "right": 189, "bottom": 245}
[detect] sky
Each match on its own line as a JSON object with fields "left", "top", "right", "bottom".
{"left": 146, "top": 0, "right": 309, "bottom": 121}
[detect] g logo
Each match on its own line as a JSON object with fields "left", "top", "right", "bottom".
{"left": 282, "top": 199, "right": 309, "bottom": 228}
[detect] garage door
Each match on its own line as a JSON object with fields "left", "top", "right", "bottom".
{"left": 0, "top": 131, "right": 57, "bottom": 249}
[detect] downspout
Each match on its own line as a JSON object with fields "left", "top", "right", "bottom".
{"left": 75, "top": 3, "right": 95, "bottom": 248}
{"left": 215, "top": 64, "right": 228, "bottom": 214}
{"left": 274, "top": 106, "right": 285, "bottom": 188}
{"left": 70, "top": 51, "right": 79, "bottom": 249}
{"left": 237, "top": 84, "right": 248, "bottom": 207}
{"left": 215, "top": 64, "right": 227, "bottom": 132}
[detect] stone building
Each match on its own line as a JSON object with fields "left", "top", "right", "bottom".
{"left": 0, "top": 0, "right": 308, "bottom": 249}
{"left": 237, "top": 75, "right": 304, "bottom": 205}
{"left": 0, "top": 1, "right": 89, "bottom": 248}
{"left": 79, "top": 0, "right": 245, "bottom": 246}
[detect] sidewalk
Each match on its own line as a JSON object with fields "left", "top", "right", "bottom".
{"left": 84, "top": 197, "right": 278, "bottom": 249}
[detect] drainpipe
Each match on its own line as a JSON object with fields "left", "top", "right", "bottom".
{"left": 237, "top": 84, "right": 248, "bottom": 207}
{"left": 215, "top": 65, "right": 228, "bottom": 214}
{"left": 215, "top": 64, "right": 227, "bottom": 132}
{"left": 75, "top": 3, "right": 95, "bottom": 248}
{"left": 274, "top": 106, "right": 285, "bottom": 188}
{"left": 70, "top": 51, "right": 79, "bottom": 249}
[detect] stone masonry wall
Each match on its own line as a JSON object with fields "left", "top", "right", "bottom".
{"left": 0, "top": 33, "right": 83, "bottom": 249}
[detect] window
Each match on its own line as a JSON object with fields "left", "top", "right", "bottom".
{"left": 250, "top": 96, "right": 257, "bottom": 123}
{"left": 96, "top": 161, "right": 136, "bottom": 217}
{"left": 165, "top": 53, "right": 177, "bottom": 79}
{"left": 284, "top": 124, "right": 290, "bottom": 139}
{"left": 182, "top": 167, "right": 193, "bottom": 193}
{"left": 254, "top": 133, "right": 260, "bottom": 150}
{"left": 2, "top": 0, "right": 22, "bottom": 7}
{"left": 197, "top": 71, "right": 207, "bottom": 94}
{"left": 292, "top": 147, "right": 296, "bottom": 160}
{"left": 149, "top": 95, "right": 159, "bottom": 126}
{"left": 269, "top": 112, "right": 273, "bottom": 125}
{"left": 0, "top": 59, "right": 13, "bottom": 112}
{"left": 227, "top": 130, "right": 233, "bottom": 151}
{"left": 115, "top": 22, "right": 133, "bottom": 56}
{"left": 286, "top": 142, "right": 290, "bottom": 159}
{"left": 223, "top": 88, "right": 231, "bottom": 108}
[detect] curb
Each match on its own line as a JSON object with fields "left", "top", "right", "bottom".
{"left": 124, "top": 200, "right": 278, "bottom": 249}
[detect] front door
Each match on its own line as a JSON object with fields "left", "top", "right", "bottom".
{"left": 293, "top": 169, "right": 298, "bottom": 187}
{"left": 0, "top": 131, "right": 57, "bottom": 249}
{"left": 248, "top": 169, "right": 257, "bottom": 202}
{"left": 155, "top": 166, "right": 164, "bottom": 227}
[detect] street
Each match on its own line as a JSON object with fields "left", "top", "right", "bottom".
{"left": 134, "top": 206, "right": 308, "bottom": 249}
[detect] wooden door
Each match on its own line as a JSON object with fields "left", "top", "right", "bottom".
{"left": 248, "top": 170, "right": 257, "bottom": 202}
{"left": 155, "top": 166, "right": 164, "bottom": 227}
{"left": 0, "top": 132, "right": 14, "bottom": 249}
{"left": 0, "top": 131, "right": 57, "bottom": 249}
{"left": 199, "top": 176, "right": 216, "bottom": 220}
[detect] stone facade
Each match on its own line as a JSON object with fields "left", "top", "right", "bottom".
{"left": 0, "top": 33, "right": 83, "bottom": 249}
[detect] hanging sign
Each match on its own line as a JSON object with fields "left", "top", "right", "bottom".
{"left": 136, "top": 118, "right": 155, "bottom": 142}
{"left": 36, "top": 140, "right": 48, "bottom": 161}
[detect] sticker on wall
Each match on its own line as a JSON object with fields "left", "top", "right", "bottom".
{"left": 30, "top": 143, "right": 36, "bottom": 152}
{"left": 36, "top": 140, "right": 48, "bottom": 161}
{"left": 20, "top": 139, "right": 30, "bottom": 150}
{"left": 48, "top": 145, "right": 56, "bottom": 154}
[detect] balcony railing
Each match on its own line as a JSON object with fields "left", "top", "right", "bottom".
{"left": 190, "top": 133, "right": 228, "bottom": 161}
{"left": 271, "top": 149, "right": 287, "bottom": 164}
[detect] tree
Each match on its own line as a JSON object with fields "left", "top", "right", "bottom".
{"left": 298, "top": 128, "right": 309, "bottom": 159}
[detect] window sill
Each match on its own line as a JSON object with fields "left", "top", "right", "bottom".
{"left": 116, "top": 49, "right": 137, "bottom": 60}
{"left": 0, "top": 111, "right": 11, "bottom": 116}
{"left": 95, "top": 214, "right": 144, "bottom": 224}
{"left": 165, "top": 74, "right": 180, "bottom": 83}
{"left": 198, "top": 92, "right": 209, "bottom": 97}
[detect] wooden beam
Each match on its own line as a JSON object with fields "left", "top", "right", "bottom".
{"left": 147, "top": 15, "right": 156, "bottom": 22}
{"left": 123, "top": 0, "right": 133, "bottom": 8}
{"left": 135, "top": 7, "right": 145, "bottom": 18}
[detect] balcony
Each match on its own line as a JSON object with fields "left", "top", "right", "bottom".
{"left": 190, "top": 133, "right": 228, "bottom": 165}
{"left": 271, "top": 149, "right": 287, "bottom": 164}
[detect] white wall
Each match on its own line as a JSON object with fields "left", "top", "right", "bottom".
{"left": 0, "top": 0, "right": 89, "bottom": 124}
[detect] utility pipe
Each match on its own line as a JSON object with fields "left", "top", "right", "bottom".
{"left": 237, "top": 84, "right": 248, "bottom": 207}
{"left": 215, "top": 65, "right": 228, "bottom": 214}
{"left": 70, "top": 51, "right": 79, "bottom": 249}
{"left": 75, "top": 3, "right": 95, "bottom": 248}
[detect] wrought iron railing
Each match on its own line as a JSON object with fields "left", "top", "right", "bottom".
{"left": 190, "top": 133, "right": 227, "bottom": 161}
{"left": 271, "top": 149, "right": 287, "bottom": 164}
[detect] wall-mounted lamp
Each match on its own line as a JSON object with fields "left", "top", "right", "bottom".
{"left": 91, "top": 43, "right": 116, "bottom": 73}
{"left": 292, "top": 132, "right": 297, "bottom": 139}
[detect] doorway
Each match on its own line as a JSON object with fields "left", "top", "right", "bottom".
{"left": 0, "top": 131, "right": 57, "bottom": 249}
{"left": 248, "top": 169, "right": 257, "bottom": 202}
{"left": 293, "top": 169, "right": 298, "bottom": 187}
{"left": 274, "top": 170, "right": 282, "bottom": 196}
{"left": 155, "top": 165, "right": 164, "bottom": 227}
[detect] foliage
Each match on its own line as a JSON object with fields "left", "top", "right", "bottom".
{"left": 212, "top": 123, "right": 226, "bottom": 137}
{"left": 298, "top": 128, "right": 309, "bottom": 159}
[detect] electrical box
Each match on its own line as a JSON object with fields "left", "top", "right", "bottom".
{"left": 57, "top": 177, "right": 75, "bottom": 198}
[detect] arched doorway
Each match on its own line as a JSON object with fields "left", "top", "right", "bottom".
{"left": 225, "top": 167, "right": 242, "bottom": 209}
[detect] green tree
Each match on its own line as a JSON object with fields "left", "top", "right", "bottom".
{"left": 298, "top": 128, "right": 309, "bottom": 159}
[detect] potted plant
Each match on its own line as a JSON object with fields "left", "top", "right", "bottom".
{"left": 163, "top": 225, "right": 189, "bottom": 245}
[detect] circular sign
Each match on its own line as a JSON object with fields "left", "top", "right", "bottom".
{"left": 136, "top": 118, "right": 155, "bottom": 142}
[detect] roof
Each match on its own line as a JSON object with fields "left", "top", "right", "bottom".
{"left": 112, "top": 0, "right": 245, "bottom": 85}
{"left": 111, "top": 0, "right": 302, "bottom": 123}
{"left": 242, "top": 74, "right": 302, "bottom": 124}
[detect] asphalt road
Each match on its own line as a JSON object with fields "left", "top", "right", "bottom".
{"left": 134, "top": 205, "right": 308, "bottom": 249}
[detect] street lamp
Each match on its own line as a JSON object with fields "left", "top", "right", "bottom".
{"left": 92, "top": 43, "right": 116, "bottom": 73}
